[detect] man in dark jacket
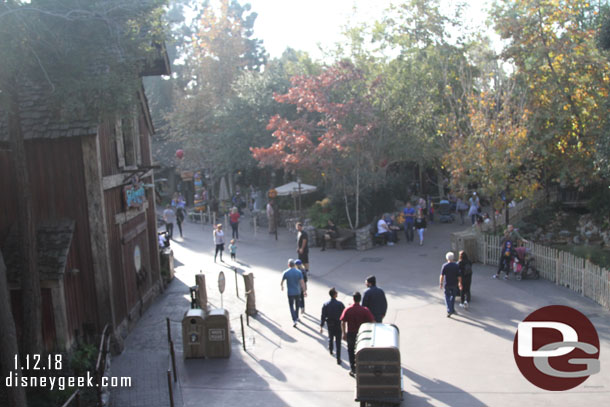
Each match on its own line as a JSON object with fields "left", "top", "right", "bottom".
{"left": 320, "top": 288, "right": 345, "bottom": 365}
{"left": 361, "top": 275, "right": 388, "bottom": 323}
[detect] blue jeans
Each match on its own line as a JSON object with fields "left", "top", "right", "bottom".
{"left": 288, "top": 295, "right": 300, "bottom": 322}
{"left": 444, "top": 286, "right": 458, "bottom": 314}
{"left": 404, "top": 223, "right": 414, "bottom": 242}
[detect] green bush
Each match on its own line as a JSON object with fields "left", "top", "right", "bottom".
{"left": 308, "top": 198, "right": 333, "bottom": 228}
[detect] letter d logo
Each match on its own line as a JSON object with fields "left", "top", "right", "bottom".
{"left": 513, "top": 305, "right": 600, "bottom": 391}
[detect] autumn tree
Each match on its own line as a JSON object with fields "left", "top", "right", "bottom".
{"left": 493, "top": 0, "right": 610, "bottom": 187}
{"left": 446, "top": 78, "right": 540, "bottom": 229}
{"left": 166, "top": 0, "right": 266, "bottom": 192}
{"left": 252, "top": 61, "right": 384, "bottom": 229}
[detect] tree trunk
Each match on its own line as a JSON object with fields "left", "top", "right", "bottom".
{"left": 435, "top": 167, "right": 445, "bottom": 198}
{"left": 8, "top": 86, "right": 43, "bottom": 355}
{"left": 417, "top": 162, "right": 424, "bottom": 196}
{"left": 354, "top": 159, "right": 360, "bottom": 229}
{"left": 0, "top": 251, "right": 28, "bottom": 407}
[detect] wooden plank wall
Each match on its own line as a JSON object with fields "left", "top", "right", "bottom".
{"left": 27, "top": 138, "right": 98, "bottom": 332}
{"left": 0, "top": 149, "right": 19, "bottom": 245}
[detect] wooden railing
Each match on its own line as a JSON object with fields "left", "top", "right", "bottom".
{"left": 477, "top": 234, "right": 610, "bottom": 310}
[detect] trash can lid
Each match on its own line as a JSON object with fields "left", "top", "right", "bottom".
{"left": 207, "top": 308, "right": 229, "bottom": 317}
{"left": 185, "top": 309, "right": 206, "bottom": 319}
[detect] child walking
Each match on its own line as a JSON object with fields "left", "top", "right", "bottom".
{"left": 229, "top": 239, "right": 237, "bottom": 261}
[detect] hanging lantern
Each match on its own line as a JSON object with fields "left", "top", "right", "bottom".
{"left": 175, "top": 149, "right": 184, "bottom": 159}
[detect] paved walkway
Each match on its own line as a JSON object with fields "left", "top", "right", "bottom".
{"left": 110, "top": 215, "right": 610, "bottom": 407}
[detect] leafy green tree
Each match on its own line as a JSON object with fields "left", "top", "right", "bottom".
{"left": 371, "top": 0, "right": 473, "bottom": 197}
{"left": 493, "top": 0, "right": 610, "bottom": 186}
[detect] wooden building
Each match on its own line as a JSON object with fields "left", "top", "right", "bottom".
{"left": 0, "top": 57, "right": 170, "bottom": 351}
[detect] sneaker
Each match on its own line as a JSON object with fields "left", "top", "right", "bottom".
{"left": 459, "top": 303, "right": 464, "bottom": 308}
{"left": 419, "top": 241, "right": 423, "bottom": 246}
{"left": 337, "top": 359, "right": 341, "bottom": 365}
{"left": 447, "top": 313, "right": 452, "bottom": 318}
{"left": 349, "top": 371, "right": 356, "bottom": 378}
{"left": 503, "top": 275, "right": 508, "bottom": 280}
{"left": 464, "top": 301, "right": 469, "bottom": 310}
{"left": 293, "top": 322, "right": 297, "bottom": 328}
{"left": 492, "top": 274, "right": 498, "bottom": 279}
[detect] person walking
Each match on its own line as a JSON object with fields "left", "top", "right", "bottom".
{"left": 266, "top": 200, "right": 276, "bottom": 234}
{"left": 458, "top": 251, "right": 473, "bottom": 309}
{"left": 414, "top": 209, "right": 427, "bottom": 246}
{"left": 281, "top": 259, "right": 307, "bottom": 327}
{"left": 468, "top": 192, "right": 480, "bottom": 225}
{"left": 439, "top": 252, "right": 463, "bottom": 317}
{"left": 295, "top": 259, "right": 308, "bottom": 314}
{"left": 340, "top": 292, "right": 375, "bottom": 377}
{"left": 163, "top": 204, "right": 176, "bottom": 240}
{"left": 361, "top": 275, "right": 387, "bottom": 323}
{"left": 456, "top": 197, "right": 468, "bottom": 225}
{"left": 403, "top": 202, "right": 416, "bottom": 243}
{"left": 229, "top": 239, "right": 237, "bottom": 262}
{"left": 320, "top": 287, "right": 345, "bottom": 365}
{"left": 296, "top": 222, "right": 309, "bottom": 272}
{"left": 229, "top": 207, "right": 240, "bottom": 240}
{"left": 213, "top": 224, "right": 225, "bottom": 263}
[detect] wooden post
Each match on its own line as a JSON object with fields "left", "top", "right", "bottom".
{"left": 166, "top": 317, "right": 171, "bottom": 343}
{"left": 483, "top": 238, "right": 488, "bottom": 265}
{"left": 225, "top": 213, "right": 229, "bottom": 230}
{"left": 207, "top": 206, "right": 211, "bottom": 224}
{"left": 170, "top": 340, "right": 177, "bottom": 383}
{"left": 167, "top": 370, "right": 175, "bottom": 407}
{"left": 253, "top": 215, "right": 257, "bottom": 236}
{"left": 240, "top": 315, "right": 246, "bottom": 352}
{"left": 555, "top": 255, "right": 562, "bottom": 285}
{"left": 234, "top": 268, "right": 239, "bottom": 298}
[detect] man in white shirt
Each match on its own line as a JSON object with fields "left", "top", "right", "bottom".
{"left": 163, "top": 204, "right": 176, "bottom": 240}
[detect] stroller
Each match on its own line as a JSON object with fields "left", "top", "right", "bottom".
{"left": 513, "top": 246, "right": 540, "bottom": 280}
{"left": 438, "top": 200, "right": 454, "bottom": 223}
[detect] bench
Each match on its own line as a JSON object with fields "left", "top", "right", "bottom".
{"left": 327, "top": 228, "right": 356, "bottom": 250}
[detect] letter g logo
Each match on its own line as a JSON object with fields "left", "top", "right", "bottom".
{"left": 513, "top": 306, "right": 600, "bottom": 391}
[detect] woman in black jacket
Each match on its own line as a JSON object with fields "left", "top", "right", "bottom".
{"left": 458, "top": 250, "right": 473, "bottom": 309}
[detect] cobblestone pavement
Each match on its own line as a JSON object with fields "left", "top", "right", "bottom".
{"left": 110, "top": 215, "right": 610, "bottom": 407}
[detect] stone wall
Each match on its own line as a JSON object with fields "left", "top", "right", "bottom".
{"left": 355, "top": 224, "right": 374, "bottom": 251}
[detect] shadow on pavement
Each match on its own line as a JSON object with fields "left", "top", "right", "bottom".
{"left": 403, "top": 368, "right": 487, "bottom": 407}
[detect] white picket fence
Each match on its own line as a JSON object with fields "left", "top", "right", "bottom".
{"left": 477, "top": 234, "right": 610, "bottom": 310}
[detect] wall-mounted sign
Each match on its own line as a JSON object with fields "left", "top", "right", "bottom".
{"left": 124, "top": 177, "right": 146, "bottom": 209}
